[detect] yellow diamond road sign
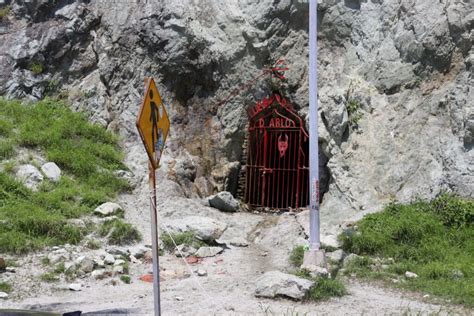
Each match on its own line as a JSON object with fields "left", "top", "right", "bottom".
{"left": 136, "top": 78, "right": 170, "bottom": 169}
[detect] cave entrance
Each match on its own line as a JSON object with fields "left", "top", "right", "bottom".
{"left": 244, "top": 93, "right": 309, "bottom": 210}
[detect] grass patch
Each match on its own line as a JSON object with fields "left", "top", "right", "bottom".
{"left": 0, "top": 98, "right": 130, "bottom": 254}
{"left": 0, "top": 282, "right": 12, "bottom": 293}
{"left": 120, "top": 275, "right": 131, "bottom": 284}
{"left": 99, "top": 219, "right": 141, "bottom": 245}
{"left": 307, "top": 278, "right": 348, "bottom": 301}
{"left": 346, "top": 99, "right": 363, "bottom": 128}
{"left": 289, "top": 245, "right": 305, "bottom": 267}
{"left": 40, "top": 272, "right": 59, "bottom": 282}
{"left": 160, "top": 231, "right": 206, "bottom": 252}
{"left": 0, "top": 5, "right": 10, "bottom": 20}
{"left": 29, "top": 62, "right": 45, "bottom": 75}
{"left": 340, "top": 194, "right": 474, "bottom": 306}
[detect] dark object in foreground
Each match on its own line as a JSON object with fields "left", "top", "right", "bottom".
{"left": 0, "top": 309, "right": 136, "bottom": 316}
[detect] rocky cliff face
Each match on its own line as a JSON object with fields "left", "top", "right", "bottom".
{"left": 0, "top": 0, "right": 472, "bottom": 228}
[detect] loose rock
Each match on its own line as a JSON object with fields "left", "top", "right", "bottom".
{"left": 162, "top": 216, "right": 227, "bottom": 242}
{"left": 196, "top": 269, "right": 207, "bottom": 277}
{"left": 327, "top": 249, "right": 345, "bottom": 263}
{"left": 104, "top": 254, "right": 115, "bottom": 265}
{"left": 91, "top": 269, "right": 107, "bottom": 280}
{"left": 41, "top": 162, "right": 61, "bottom": 182}
{"left": 16, "top": 164, "right": 43, "bottom": 190}
{"left": 0, "top": 292, "right": 8, "bottom": 299}
{"left": 405, "top": 271, "right": 419, "bottom": 279}
{"left": 94, "top": 202, "right": 123, "bottom": 217}
{"left": 255, "top": 271, "right": 315, "bottom": 300}
{"left": 343, "top": 253, "right": 361, "bottom": 267}
{"left": 208, "top": 191, "right": 240, "bottom": 212}
{"left": 48, "top": 249, "right": 70, "bottom": 265}
{"left": 195, "top": 246, "right": 224, "bottom": 258}
{"left": 68, "top": 283, "right": 82, "bottom": 291}
{"left": 175, "top": 244, "right": 197, "bottom": 258}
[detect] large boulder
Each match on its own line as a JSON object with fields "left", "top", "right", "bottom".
{"left": 208, "top": 191, "right": 239, "bottom": 212}
{"left": 255, "top": 271, "right": 315, "bottom": 300}
{"left": 161, "top": 216, "right": 227, "bottom": 242}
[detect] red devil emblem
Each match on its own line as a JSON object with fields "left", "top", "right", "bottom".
{"left": 278, "top": 134, "right": 289, "bottom": 157}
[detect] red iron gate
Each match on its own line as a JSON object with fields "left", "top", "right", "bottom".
{"left": 245, "top": 93, "right": 309, "bottom": 209}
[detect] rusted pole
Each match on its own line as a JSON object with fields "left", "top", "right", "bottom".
{"left": 149, "top": 161, "right": 161, "bottom": 315}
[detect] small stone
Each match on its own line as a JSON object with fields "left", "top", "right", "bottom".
{"left": 326, "top": 249, "right": 345, "bottom": 263}
{"left": 48, "top": 249, "right": 70, "bottom": 265}
{"left": 94, "top": 202, "right": 123, "bottom": 217}
{"left": 68, "top": 283, "right": 82, "bottom": 291}
{"left": 113, "top": 265, "right": 124, "bottom": 275}
{"left": 104, "top": 254, "right": 115, "bottom": 265}
{"left": 130, "top": 246, "right": 148, "bottom": 259}
{"left": 405, "top": 271, "right": 418, "bottom": 279}
{"left": 229, "top": 238, "right": 249, "bottom": 247}
{"left": 195, "top": 246, "right": 223, "bottom": 258}
{"left": 114, "top": 259, "right": 126, "bottom": 266}
{"left": 175, "top": 244, "right": 197, "bottom": 258}
{"left": 106, "top": 246, "right": 129, "bottom": 257}
{"left": 196, "top": 269, "right": 207, "bottom": 277}
{"left": 91, "top": 269, "right": 107, "bottom": 280}
{"left": 423, "top": 294, "right": 430, "bottom": 299}
{"left": 0, "top": 292, "right": 8, "bottom": 299}
{"left": 75, "top": 256, "right": 94, "bottom": 273}
{"left": 5, "top": 267, "right": 15, "bottom": 273}
{"left": 450, "top": 269, "right": 464, "bottom": 279}
{"left": 16, "top": 164, "right": 43, "bottom": 190}
{"left": 304, "top": 265, "right": 329, "bottom": 278}
{"left": 52, "top": 246, "right": 60, "bottom": 250}
{"left": 41, "top": 162, "right": 61, "bottom": 182}
{"left": 94, "top": 258, "right": 105, "bottom": 268}
{"left": 174, "top": 296, "right": 184, "bottom": 301}
{"left": 208, "top": 191, "right": 240, "bottom": 212}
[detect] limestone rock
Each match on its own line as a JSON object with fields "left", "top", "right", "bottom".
{"left": 343, "top": 254, "right": 361, "bottom": 268}
{"left": 75, "top": 256, "right": 94, "bottom": 273}
{"left": 405, "top": 271, "right": 419, "bottom": 279}
{"left": 196, "top": 269, "right": 207, "bottom": 277}
{"left": 162, "top": 216, "right": 227, "bottom": 242}
{"left": 41, "top": 162, "right": 61, "bottom": 182}
{"left": 175, "top": 244, "right": 197, "bottom": 258}
{"left": 327, "top": 250, "right": 345, "bottom": 263}
{"left": 208, "top": 191, "right": 240, "bottom": 212}
{"left": 0, "top": 292, "right": 8, "bottom": 299}
{"left": 68, "top": 283, "right": 82, "bottom": 291}
{"left": 48, "top": 249, "right": 70, "bottom": 265}
{"left": 94, "top": 202, "right": 123, "bottom": 217}
{"left": 254, "top": 271, "right": 315, "bottom": 300}
{"left": 194, "top": 246, "right": 223, "bottom": 258}
{"left": 104, "top": 254, "right": 115, "bottom": 265}
{"left": 91, "top": 269, "right": 107, "bottom": 280}
{"left": 16, "top": 164, "right": 43, "bottom": 190}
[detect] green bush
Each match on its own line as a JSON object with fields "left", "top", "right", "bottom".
{"left": 99, "top": 219, "right": 141, "bottom": 245}
{"left": 306, "top": 278, "right": 348, "bottom": 302}
{"left": 289, "top": 245, "right": 305, "bottom": 267}
{"left": 29, "top": 62, "right": 45, "bottom": 75}
{"left": 0, "top": 282, "right": 12, "bottom": 293}
{"left": 161, "top": 231, "right": 205, "bottom": 251}
{"left": 340, "top": 195, "right": 474, "bottom": 306}
{"left": 0, "top": 6, "right": 10, "bottom": 20}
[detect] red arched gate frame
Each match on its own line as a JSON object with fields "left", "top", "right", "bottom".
{"left": 245, "top": 93, "right": 309, "bottom": 209}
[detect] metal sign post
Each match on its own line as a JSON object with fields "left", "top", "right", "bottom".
{"left": 136, "top": 77, "right": 170, "bottom": 316}
{"left": 303, "top": 0, "right": 326, "bottom": 267}
{"left": 149, "top": 161, "right": 161, "bottom": 315}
